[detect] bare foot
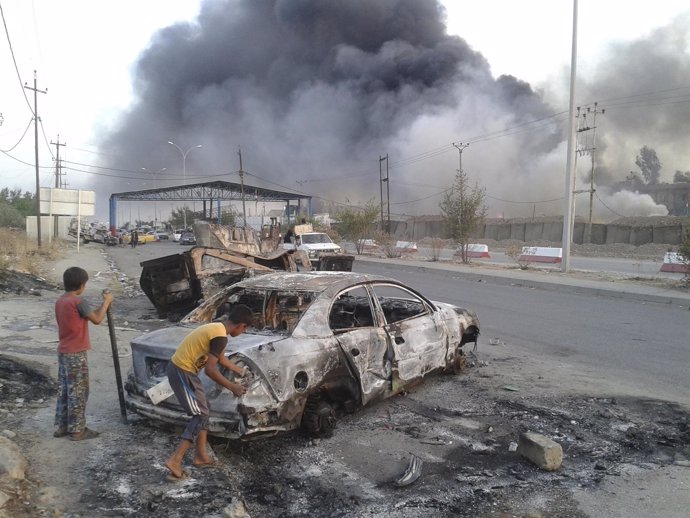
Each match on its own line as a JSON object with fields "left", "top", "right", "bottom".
{"left": 192, "top": 455, "right": 215, "bottom": 467}
{"left": 164, "top": 459, "right": 184, "bottom": 478}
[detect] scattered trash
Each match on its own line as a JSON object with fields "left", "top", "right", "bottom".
{"left": 395, "top": 455, "right": 423, "bottom": 487}
{"left": 502, "top": 385, "right": 519, "bottom": 392}
{"left": 486, "top": 426, "right": 494, "bottom": 433}
{"left": 508, "top": 441, "right": 518, "bottom": 452}
{"left": 420, "top": 439, "right": 446, "bottom": 446}
{"left": 489, "top": 338, "right": 503, "bottom": 346}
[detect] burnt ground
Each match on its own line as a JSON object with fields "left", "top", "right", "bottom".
{"left": 0, "top": 270, "right": 58, "bottom": 295}
{"left": 4, "top": 358, "right": 687, "bottom": 517}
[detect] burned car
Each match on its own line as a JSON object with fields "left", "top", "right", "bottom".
{"left": 125, "top": 272, "right": 479, "bottom": 439}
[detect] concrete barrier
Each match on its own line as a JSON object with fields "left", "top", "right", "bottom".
{"left": 455, "top": 243, "right": 490, "bottom": 258}
{"left": 519, "top": 246, "right": 562, "bottom": 263}
{"left": 660, "top": 252, "right": 689, "bottom": 273}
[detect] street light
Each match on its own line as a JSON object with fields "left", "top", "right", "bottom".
{"left": 168, "top": 141, "right": 202, "bottom": 228}
{"left": 141, "top": 167, "right": 167, "bottom": 225}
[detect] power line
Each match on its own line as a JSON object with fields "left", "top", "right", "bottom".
{"left": 0, "top": 2, "right": 33, "bottom": 112}
{"left": 0, "top": 117, "right": 33, "bottom": 152}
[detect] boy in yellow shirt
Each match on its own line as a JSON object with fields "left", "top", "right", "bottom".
{"left": 164, "top": 304, "right": 252, "bottom": 481}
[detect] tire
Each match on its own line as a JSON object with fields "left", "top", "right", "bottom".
{"left": 301, "top": 396, "right": 337, "bottom": 437}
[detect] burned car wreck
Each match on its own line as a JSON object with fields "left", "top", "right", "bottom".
{"left": 139, "top": 246, "right": 309, "bottom": 318}
{"left": 125, "top": 272, "right": 479, "bottom": 439}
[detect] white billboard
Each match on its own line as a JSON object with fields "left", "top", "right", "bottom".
{"left": 39, "top": 188, "right": 95, "bottom": 216}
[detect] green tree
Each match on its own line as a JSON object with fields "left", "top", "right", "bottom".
{"left": 220, "top": 208, "right": 236, "bottom": 226}
{"left": 169, "top": 207, "right": 197, "bottom": 229}
{"left": 673, "top": 170, "right": 690, "bottom": 183}
{"left": 0, "top": 188, "right": 35, "bottom": 218}
{"left": 0, "top": 202, "right": 25, "bottom": 228}
{"left": 334, "top": 200, "right": 379, "bottom": 254}
{"left": 635, "top": 146, "right": 661, "bottom": 185}
{"left": 440, "top": 169, "right": 487, "bottom": 264}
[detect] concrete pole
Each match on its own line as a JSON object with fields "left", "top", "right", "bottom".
{"left": 561, "top": 0, "right": 579, "bottom": 273}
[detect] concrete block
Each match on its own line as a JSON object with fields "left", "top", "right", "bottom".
{"left": 0, "top": 436, "right": 27, "bottom": 480}
{"left": 517, "top": 432, "right": 563, "bottom": 471}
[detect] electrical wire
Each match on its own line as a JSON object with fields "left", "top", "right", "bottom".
{"left": 0, "top": 117, "right": 33, "bottom": 152}
{"left": 0, "top": 1, "right": 33, "bottom": 113}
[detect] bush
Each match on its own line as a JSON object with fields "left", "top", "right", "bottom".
{"left": 0, "top": 203, "right": 25, "bottom": 228}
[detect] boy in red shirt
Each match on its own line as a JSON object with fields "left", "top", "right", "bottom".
{"left": 54, "top": 266, "right": 113, "bottom": 440}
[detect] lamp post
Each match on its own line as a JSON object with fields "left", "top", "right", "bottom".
{"left": 168, "top": 141, "right": 202, "bottom": 229}
{"left": 141, "top": 167, "right": 166, "bottom": 225}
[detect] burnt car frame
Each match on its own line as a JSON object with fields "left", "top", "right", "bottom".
{"left": 125, "top": 272, "right": 479, "bottom": 439}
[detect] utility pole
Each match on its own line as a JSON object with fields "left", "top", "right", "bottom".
{"left": 561, "top": 0, "right": 578, "bottom": 273}
{"left": 576, "top": 102, "right": 605, "bottom": 243}
{"left": 452, "top": 142, "right": 469, "bottom": 174}
{"left": 51, "top": 135, "right": 66, "bottom": 188}
{"left": 24, "top": 71, "right": 47, "bottom": 247}
{"left": 50, "top": 136, "right": 66, "bottom": 239}
{"left": 238, "top": 147, "right": 247, "bottom": 227}
{"left": 379, "top": 154, "right": 389, "bottom": 232}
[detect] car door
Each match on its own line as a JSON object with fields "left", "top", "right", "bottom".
{"left": 369, "top": 283, "right": 446, "bottom": 391}
{"left": 329, "top": 285, "right": 392, "bottom": 405}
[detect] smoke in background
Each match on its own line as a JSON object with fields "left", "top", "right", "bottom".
{"left": 100, "top": 0, "right": 689, "bottom": 221}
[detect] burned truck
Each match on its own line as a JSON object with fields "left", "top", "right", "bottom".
{"left": 139, "top": 246, "right": 307, "bottom": 319}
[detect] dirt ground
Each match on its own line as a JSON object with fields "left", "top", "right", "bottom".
{"left": 0, "top": 242, "right": 689, "bottom": 517}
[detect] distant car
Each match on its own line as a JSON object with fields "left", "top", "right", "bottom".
{"left": 179, "top": 232, "right": 196, "bottom": 245}
{"left": 124, "top": 272, "right": 480, "bottom": 439}
{"left": 172, "top": 229, "right": 184, "bottom": 242}
{"left": 154, "top": 229, "right": 170, "bottom": 240}
{"left": 138, "top": 232, "right": 158, "bottom": 244}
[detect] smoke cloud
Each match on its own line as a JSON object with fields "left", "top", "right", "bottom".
{"left": 98, "top": 1, "right": 689, "bottom": 222}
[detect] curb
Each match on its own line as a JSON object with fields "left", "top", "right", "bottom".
{"left": 353, "top": 256, "right": 690, "bottom": 308}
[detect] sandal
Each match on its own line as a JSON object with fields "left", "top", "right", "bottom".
{"left": 53, "top": 429, "right": 69, "bottom": 438}
{"left": 70, "top": 428, "right": 100, "bottom": 441}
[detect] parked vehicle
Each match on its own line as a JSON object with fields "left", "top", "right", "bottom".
{"left": 172, "top": 229, "right": 184, "bottom": 242}
{"left": 140, "top": 232, "right": 158, "bottom": 244}
{"left": 125, "top": 272, "right": 480, "bottom": 439}
{"left": 154, "top": 229, "right": 170, "bottom": 240}
{"left": 282, "top": 224, "right": 353, "bottom": 271}
{"left": 179, "top": 232, "right": 197, "bottom": 245}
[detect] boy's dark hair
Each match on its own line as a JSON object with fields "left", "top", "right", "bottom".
{"left": 63, "top": 267, "right": 89, "bottom": 292}
{"left": 226, "top": 304, "right": 253, "bottom": 326}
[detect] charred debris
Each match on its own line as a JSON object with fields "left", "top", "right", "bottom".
{"left": 140, "top": 223, "right": 353, "bottom": 319}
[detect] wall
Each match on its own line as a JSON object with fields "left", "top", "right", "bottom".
{"left": 391, "top": 217, "right": 689, "bottom": 246}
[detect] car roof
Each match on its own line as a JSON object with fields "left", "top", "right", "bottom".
{"left": 234, "top": 271, "right": 389, "bottom": 293}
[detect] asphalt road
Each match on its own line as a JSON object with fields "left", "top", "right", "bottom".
{"left": 352, "top": 260, "right": 690, "bottom": 404}
{"left": 110, "top": 241, "right": 689, "bottom": 403}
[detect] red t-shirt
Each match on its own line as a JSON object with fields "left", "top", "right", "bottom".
{"left": 55, "top": 293, "right": 93, "bottom": 353}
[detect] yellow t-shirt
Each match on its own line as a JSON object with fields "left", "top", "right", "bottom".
{"left": 171, "top": 322, "right": 228, "bottom": 374}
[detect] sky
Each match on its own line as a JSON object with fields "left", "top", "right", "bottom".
{"left": 1, "top": 0, "right": 689, "bottom": 223}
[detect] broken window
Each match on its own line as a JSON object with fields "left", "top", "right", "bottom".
{"left": 329, "top": 286, "right": 375, "bottom": 331}
{"left": 225, "top": 288, "right": 317, "bottom": 335}
{"left": 370, "top": 284, "right": 427, "bottom": 324}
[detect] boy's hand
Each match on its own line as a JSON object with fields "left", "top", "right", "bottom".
{"left": 237, "top": 366, "right": 250, "bottom": 378}
{"left": 101, "top": 289, "right": 114, "bottom": 306}
{"left": 229, "top": 383, "right": 247, "bottom": 397}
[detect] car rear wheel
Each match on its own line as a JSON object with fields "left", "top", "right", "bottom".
{"left": 301, "top": 396, "right": 336, "bottom": 437}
